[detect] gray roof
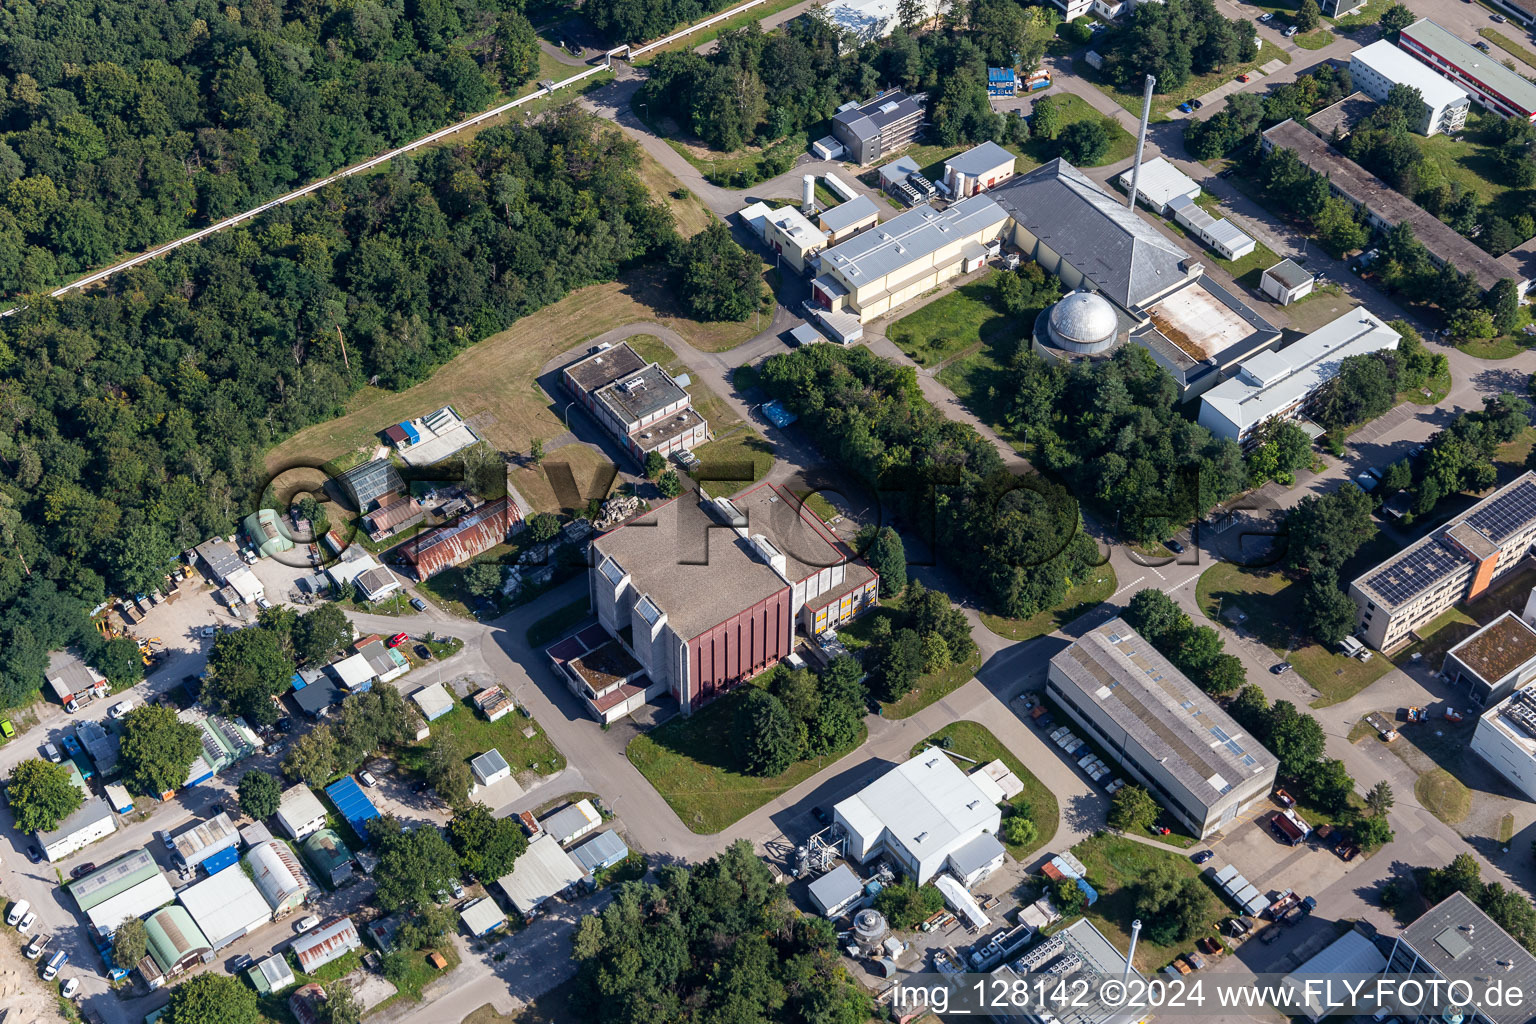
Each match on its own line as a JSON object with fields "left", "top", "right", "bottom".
{"left": 569, "top": 830, "right": 630, "bottom": 874}
{"left": 1167, "top": 194, "right": 1254, "bottom": 252}
{"left": 989, "top": 159, "right": 1192, "bottom": 310}
{"left": 595, "top": 365, "right": 689, "bottom": 425}
{"left": 994, "top": 918, "right": 1146, "bottom": 1024}
{"left": 818, "top": 194, "right": 880, "bottom": 234}
{"left": 193, "top": 538, "right": 243, "bottom": 581}
{"left": 37, "top": 795, "right": 113, "bottom": 845}
{"left": 807, "top": 864, "right": 863, "bottom": 914}
{"left": 1263, "top": 119, "right": 1522, "bottom": 292}
{"left": 789, "top": 323, "right": 824, "bottom": 346}
{"left": 947, "top": 830, "right": 1006, "bottom": 878}
{"left": 1400, "top": 892, "right": 1536, "bottom": 1024}
{"left": 1050, "top": 620, "right": 1279, "bottom": 804}
{"left": 877, "top": 155, "right": 921, "bottom": 187}
{"left": 339, "top": 459, "right": 403, "bottom": 510}
{"left": 1403, "top": 19, "right": 1536, "bottom": 115}
{"left": 1306, "top": 91, "right": 1378, "bottom": 140}
{"left": 820, "top": 194, "right": 1006, "bottom": 287}
{"left": 833, "top": 91, "right": 925, "bottom": 144}
{"left": 945, "top": 141, "right": 1016, "bottom": 178}
{"left": 565, "top": 343, "right": 648, "bottom": 395}
{"left": 471, "top": 748, "right": 509, "bottom": 778}
{"left": 1263, "top": 258, "right": 1314, "bottom": 290}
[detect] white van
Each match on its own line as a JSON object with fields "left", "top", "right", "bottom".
{"left": 6, "top": 899, "right": 30, "bottom": 927}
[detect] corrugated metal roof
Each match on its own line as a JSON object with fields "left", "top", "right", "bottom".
{"left": 293, "top": 917, "right": 361, "bottom": 972}
{"left": 946, "top": 141, "right": 1016, "bottom": 178}
{"left": 72, "top": 848, "right": 160, "bottom": 911}
{"left": 821, "top": 195, "right": 1007, "bottom": 286}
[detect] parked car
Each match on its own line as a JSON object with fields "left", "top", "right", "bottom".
{"left": 16, "top": 911, "right": 37, "bottom": 934}
{"left": 1257, "top": 11, "right": 1272, "bottom": 20}
{"left": 7, "top": 900, "right": 30, "bottom": 927}
{"left": 230, "top": 954, "right": 255, "bottom": 974}
{"left": 1191, "top": 98, "right": 1204, "bottom": 109}
{"left": 42, "top": 949, "right": 67, "bottom": 980}
{"left": 1237, "top": 73, "right": 1252, "bottom": 82}
{"left": 1, "top": 718, "right": 15, "bottom": 738}
{"left": 24, "top": 933, "right": 49, "bottom": 959}
{"left": 296, "top": 915, "right": 320, "bottom": 934}
{"left": 70, "top": 863, "right": 96, "bottom": 879}
{"left": 200, "top": 625, "right": 217, "bottom": 638}
{"left": 1191, "top": 850, "right": 1214, "bottom": 865}
{"left": 1271, "top": 662, "right": 1292, "bottom": 675}
{"left": 25, "top": 845, "right": 42, "bottom": 863}
{"left": 161, "top": 830, "right": 176, "bottom": 850}
{"left": 410, "top": 597, "right": 428, "bottom": 612}
{"left": 1493, "top": 13, "right": 1507, "bottom": 21}
{"left": 1476, "top": 40, "right": 1492, "bottom": 51}
{"left": 811, "top": 806, "right": 830, "bottom": 825}
{"left": 388, "top": 632, "right": 409, "bottom": 648}
{"left": 42, "top": 742, "right": 61, "bottom": 763}
{"left": 60, "top": 977, "right": 79, "bottom": 999}
{"left": 451, "top": 881, "right": 465, "bottom": 900}
{"left": 108, "top": 700, "right": 133, "bottom": 719}
{"left": 1284, "top": 24, "right": 1298, "bottom": 35}
{"left": 360, "top": 771, "right": 378, "bottom": 787}
{"left": 1166, "top": 538, "right": 1184, "bottom": 554}
{"left": 1178, "top": 102, "right": 1193, "bottom": 113}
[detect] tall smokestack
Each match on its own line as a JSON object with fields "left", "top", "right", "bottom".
{"left": 803, "top": 174, "right": 816, "bottom": 215}
{"left": 1125, "top": 75, "right": 1156, "bottom": 211}
{"left": 1123, "top": 919, "right": 1141, "bottom": 980}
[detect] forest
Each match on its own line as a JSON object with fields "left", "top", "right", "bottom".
{"left": 637, "top": 3, "right": 1051, "bottom": 185}
{"left": 757, "top": 344, "right": 1100, "bottom": 620}
{"left": 0, "top": 0, "right": 543, "bottom": 300}
{"left": 0, "top": 109, "right": 675, "bottom": 710}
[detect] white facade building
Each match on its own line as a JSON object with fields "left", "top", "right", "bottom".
{"left": 275, "top": 785, "right": 328, "bottom": 841}
{"left": 762, "top": 206, "right": 828, "bottom": 274}
{"left": 1198, "top": 308, "right": 1400, "bottom": 445}
{"left": 37, "top": 796, "right": 116, "bottom": 862}
{"left": 1167, "top": 195, "right": 1256, "bottom": 260}
{"left": 1351, "top": 39, "right": 1470, "bottom": 136}
{"left": 1260, "top": 259, "right": 1316, "bottom": 305}
{"left": 1474, "top": 687, "right": 1536, "bottom": 802}
{"left": 1116, "top": 157, "right": 1201, "bottom": 216}
{"left": 833, "top": 750, "right": 1003, "bottom": 884}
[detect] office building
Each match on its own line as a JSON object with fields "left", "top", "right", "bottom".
{"left": 1197, "top": 308, "right": 1400, "bottom": 445}
{"left": 1383, "top": 892, "right": 1536, "bottom": 1024}
{"left": 833, "top": 749, "right": 1003, "bottom": 885}
{"left": 1400, "top": 19, "right": 1536, "bottom": 122}
{"left": 831, "top": 91, "right": 927, "bottom": 165}
{"left": 1351, "top": 39, "right": 1470, "bottom": 135}
{"left": 944, "top": 141, "right": 1017, "bottom": 199}
{"left": 37, "top": 796, "right": 116, "bottom": 862}
{"left": 1443, "top": 611, "right": 1536, "bottom": 709}
{"left": 1047, "top": 620, "right": 1279, "bottom": 837}
{"left": 581, "top": 484, "right": 877, "bottom": 714}
{"left": 1350, "top": 473, "right": 1536, "bottom": 651}
{"left": 561, "top": 342, "right": 708, "bottom": 464}
{"left": 810, "top": 195, "right": 1009, "bottom": 323}
{"left": 1262, "top": 119, "right": 1527, "bottom": 295}
{"left": 1471, "top": 686, "right": 1536, "bottom": 800}
{"left": 1002, "top": 159, "right": 1280, "bottom": 396}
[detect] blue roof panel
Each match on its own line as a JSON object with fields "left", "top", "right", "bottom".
{"left": 325, "top": 775, "right": 381, "bottom": 838}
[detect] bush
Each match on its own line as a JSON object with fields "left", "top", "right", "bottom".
{"left": 871, "top": 880, "right": 946, "bottom": 930}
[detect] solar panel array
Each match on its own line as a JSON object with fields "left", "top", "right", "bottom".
{"left": 1465, "top": 480, "right": 1536, "bottom": 543}
{"left": 1363, "top": 536, "right": 1466, "bottom": 606}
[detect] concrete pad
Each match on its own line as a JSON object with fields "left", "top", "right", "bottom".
{"left": 344, "top": 968, "right": 397, "bottom": 1010}
{"left": 471, "top": 774, "right": 527, "bottom": 811}
{"left": 1261, "top": 59, "right": 1286, "bottom": 74}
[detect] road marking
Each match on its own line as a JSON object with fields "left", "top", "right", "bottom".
{"left": 1112, "top": 574, "right": 1146, "bottom": 598}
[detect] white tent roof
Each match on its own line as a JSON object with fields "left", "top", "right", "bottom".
{"left": 85, "top": 874, "right": 176, "bottom": 935}
{"left": 834, "top": 750, "right": 999, "bottom": 870}
{"left": 178, "top": 867, "right": 271, "bottom": 944}
{"left": 934, "top": 873, "right": 989, "bottom": 930}
{"left": 495, "top": 834, "right": 585, "bottom": 915}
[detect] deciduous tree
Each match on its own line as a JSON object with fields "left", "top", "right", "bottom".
{"left": 7, "top": 758, "right": 82, "bottom": 833}
{"left": 164, "top": 973, "right": 260, "bottom": 1024}
{"left": 121, "top": 704, "right": 202, "bottom": 797}
{"left": 1108, "top": 785, "right": 1161, "bottom": 833}
{"left": 237, "top": 771, "right": 282, "bottom": 821}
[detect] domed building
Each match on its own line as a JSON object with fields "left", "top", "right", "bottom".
{"left": 1032, "top": 290, "right": 1124, "bottom": 364}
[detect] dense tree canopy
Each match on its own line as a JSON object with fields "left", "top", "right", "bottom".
{"left": 121, "top": 702, "right": 203, "bottom": 796}
{"left": 572, "top": 840, "right": 869, "bottom": 1024}
{"left": 370, "top": 815, "right": 461, "bottom": 911}
{"left": 0, "top": 0, "right": 545, "bottom": 300}
{"left": 7, "top": 757, "right": 83, "bottom": 832}
{"left": 237, "top": 769, "right": 281, "bottom": 821}
{"left": 164, "top": 972, "right": 260, "bottom": 1024}
{"left": 447, "top": 803, "right": 528, "bottom": 881}
{"left": 1123, "top": 588, "right": 1246, "bottom": 695}
{"left": 1102, "top": 0, "right": 1258, "bottom": 93}
{"left": 0, "top": 111, "right": 672, "bottom": 713}
{"left": 759, "top": 345, "right": 1098, "bottom": 620}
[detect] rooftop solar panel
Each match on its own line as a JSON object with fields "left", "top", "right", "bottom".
{"left": 1363, "top": 537, "right": 1467, "bottom": 606}
{"left": 1466, "top": 480, "right": 1536, "bottom": 544}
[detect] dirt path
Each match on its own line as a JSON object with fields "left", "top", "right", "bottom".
{"left": 0, "top": 928, "right": 66, "bottom": 1024}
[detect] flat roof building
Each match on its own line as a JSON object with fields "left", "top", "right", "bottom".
{"left": 1260, "top": 258, "right": 1316, "bottom": 305}
{"left": 831, "top": 91, "right": 927, "bottom": 165}
{"left": 762, "top": 206, "right": 827, "bottom": 275}
{"left": 944, "top": 141, "right": 1017, "bottom": 199}
{"left": 1263, "top": 119, "right": 1526, "bottom": 295}
{"left": 37, "top": 795, "right": 115, "bottom": 862}
{"left": 808, "top": 864, "right": 864, "bottom": 918}
{"left": 470, "top": 748, "right": 511, "bottom": 787}
{"left": 541, "top": 799, "right": 601, "bottom": 846}
{"left": 1351, "top": 39, "right": 1470, "bottom": 135}
{"left": 811, "top": 194, "right": 1008, "bottom": 323}
{"left": 834, "top": 749, "right": 1003, "bottom": 885}
{"left": 822, "top": 0, "right": 947, "bottom": 40}
{"left": 560, "top": 342, "right": 708, "bottom": 465}
{"left": 1386, "top": 891, "right": 1536, "bottom": 1024}
{"left": 817, "top": 194, "right": 880, "bottom": 244}
{"left": 1198, "top": 308, "right": 1400, "bottom": 445}
{"left": 411, "top": 682, "right": 455, "bottom": 722}
{"left": 569, "top": 830, "right": 629, "bottom": 876}
{"left": 249, "top": 954, "right": 296, "bottom": 995}
{"left": 1047, "top": 620, "right": 1279, "bottom": 838}
{"left": 1400, "top": 19, "right": 1536, "bottom": 123}
{"left": 276, "top": 784, "right": 329, "bottom": 840}
{"left": 496, "top": 833, "right": 586, "bottom": 919}
{"left": 1305, "top": 90, "right": 1378, "bottom": 141}
{"left": 172, "top": 812, "right": 238, "bottom": 870}
{"left": 460, "top": 897, "right": 506, "bottom": 937}
{"left": 987, "top": 918, "right": 1145, "bottom": 1024}
{"left": 582, "top": 484, "right": 877, "bottom": 714}
{"left": 1166, "top": 194, "right": 1256, "bottom": 261}
{"left": 1116, "top": 156, "right": 1200, "bottom": 216}
{"left": 1349, "top": 472, "right": 1536, "bottom": 651}
{"left": 178, "top": 867, "right": 272, "bottom": 950}
{"left": 1472, "top": 685, "right": 1536, "bottom": 801}
{"left": 1442, "top": 611, "right": 1536, "bottom": 709}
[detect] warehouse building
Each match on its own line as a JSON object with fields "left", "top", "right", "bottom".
{"left": 1197, "top": 308, "right": 1400, "bottom": 445}
{"left": 72, "top": 849, "right": 175, "bottom": 936}
{"left": 1047, "top": 620, "right": 1279, "bottom": 837}
{"left": 1349, "top": 472, "right": 1536, "bottom": 651}
{"left": 325, "top": 550, "right": 402, "bottom": 602}
{"left": 496, "top": 833, "right": 587, "bottom": 919}
{"left": 1400, "top": 19, "right": 1536, "bottom": 123}
{"left": 193, "top": 537, "right": 244, "bottom": 585}
{"left": 811, "top": 195, "right": 1009, "bottom": 323}
{"left": 998, "top": 159, "right": 1280, "bottom": 398}
{"left": 1442, "top": 611, "right": 1536, "bottom": 710}
{"left": 276, "top": 785, "right": 329, "bottom": 841}
{"left": 1262, "top": 119, "right": 1526, "bottom": 295}
{"left": 46, "top": 651, "right": 110, "bottom": 712}
{"left": 808, "top": 864, "right": 865, "bottom": 918}
{"left": 1350, "top": 39, "right": 1470, "bottom": 136}
{"left": 1383, "top": 892, "right": 1536, "bottom": 1024}
{"left": 831, "top": 91, "right": 927, "bottom": 165}
{"left": 143, "top": 906, "right": 212, "bottom": 983}
{"left": 583, "top": 483, "right": 877, "bottom": 714}
{"left": 1116, "top": 157, "right": 1200, "bottom": 216}
{"left": 943, "top": 141, "right": 1017, "bottom": 199}
{"left": 172, "top": 812, "right": 238, "bottom": 872}
{"left": 37, "top": 796, "right": 116, "bottom": 862}
{"left": 816, "top": 194, "right": 880, "bottom": 244}
{"left": 292, "top": 918, "right": 361, "bottom": 974}
{"left": 833, "top": 749, "right": 1003, "bottom": 885}
{"left": 397, "top": 498, "right": 516, "bottom": 580}
{"left": 561, "top": 342, "right": 708, "bottom": 465}
{"left": 247, "top": 839, "right": 314, "bottom": 916}
{"left": 338, "top": 459, "right": 404, "bottom": 514}
{"left": 178, "top": 867, "right": 273, "bottom": 950}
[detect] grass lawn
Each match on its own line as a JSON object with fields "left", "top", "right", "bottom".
{"left": 398, "top": 694, "right": 564, "bottom": 777}
{"left": 1022, "top": 94, "right": 1136, "bottom": 167}
{"left": 980, "top": 569, "right": 1117, "bottom": 642}
{"left": 526, "top": 596, "right": 591, "bottom": 647}
{"left": 1456, "top": 334, "right": 1532, "bottom": 360}
{"left": 1390, "top": 604, "right": 1477, "bottom": 671}
{"left": 1294, "top": 28, "right": 1335, "bottom": 49}
{"left": 886, "top": 271, "right": 1030, "bottom": 368}
{"left": 1480, "top": 28, "right": 1536, "bottom": 72}
{"left": 1071, "top": 833, "right": 1227, "bottom": 971}
{"left": 1196, "top": 563, "right": 1391, "bottom": 707}
{"left": 1213, "top": 238, "right": 1282, "bottom": 290}
{"left": 1416, "top": 768, "right": 1472, "bottom": 824}
{"left": 1331, "top": 4, "right": 1386, "bottom": 29}
{"left": 689, "top": 428, "right": 774, "bottom": 497}
{"left": 1417, "top": 110, "right": 1525, "bottom": 218}
{"left": 909, "top": 722, "right": 1059, "bottom": 860}
{"left": 839, "top": 591, "right": 982, "bottom": 719}
{"left": 627, "top": 689, "right": 867, "bottom": 833}
{"left": 934, "top": 341, "right": 1028, "bottom": 453}
{"left": 1079, "top": 42, "right": 1290, "bottom": 119}
{"left": 369, "top": 942, "right": 462, "bottom": 1011}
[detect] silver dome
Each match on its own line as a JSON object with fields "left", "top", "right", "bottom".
{"left": 1048, "top": 290, "right": 1118, "bottom": 350}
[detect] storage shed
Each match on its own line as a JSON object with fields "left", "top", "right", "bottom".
{"left": 569, "top": 830, "right": 629, "bottom": 877}
{"left": 324, "top": 776, "right": 381, "bottom": 838}
{"left": 460, "top": 897, "right": 507, "bottom": 937}
{"left": 808, "top": 864, "right": 864, "bottom": 918}
{"left": 411, "top": 682, "right": 455, "bottom": 722}
{"left": 471, "top": 749, "right": 511, "bottom": 786}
